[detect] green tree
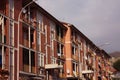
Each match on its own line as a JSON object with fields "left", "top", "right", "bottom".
{"left": 113, "top": 59, "right": 120, "bottom": 71}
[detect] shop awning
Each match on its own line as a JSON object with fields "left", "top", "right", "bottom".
{"left": 82, "top": 70, "right": 94, "bottom": 74}
{"left": 45, "top": 64, "right": 63, "bottom": 69}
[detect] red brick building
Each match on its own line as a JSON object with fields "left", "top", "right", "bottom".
{"left": 0, "top": 0, "right": 112, "bottom": 80}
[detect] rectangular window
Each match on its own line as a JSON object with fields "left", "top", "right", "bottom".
{"left": 37, "top": 32, "right": 40, "bottom": 45}
{"left": 0, "top": 1, "right": 6, "bottom": 13}
{"left": 57, "top": 43, "right": 64, "bottom": 57}
{"left": 38, "top": 54, "right": 44, "bottom": 67}
{"left": 9, "top": 0, "right": 14, "bottom": 18}
{"left": 72, "top": 45, "right": 76, "bottom": 55}
{"left": 0, "top": 28, "right": 2, "bottom": 42}
{"left": 31, "top": 51, "right": 35, "bottom": 73}
{"left": 51, "top": 57, "right": 56, "bottom": 64}
{"left": 23, "top": 26, "right": 29, "bottom": 47}
{"left": 72, "top": 63, "right": 75, "bottom": 71}
{"left": 0, "top": 47, "right": 2, "bottom": 67}
{"left": 57, "top": 43, "right": 60, "bottom": 54}
{"left": 30, "top": 30, "right": 34, "bottom": 49}
{"left": 23, "top": 48, "right": 35, "bottom": 73}
{"left": 23, "top": 49, "right": 29, "bottom": 72}
{"left": 10, "top": 20, "right": 14, "bottom": 46}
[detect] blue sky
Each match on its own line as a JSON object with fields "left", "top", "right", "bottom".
{"left": 37, "top": 0, "right": 120, "bottom": 53}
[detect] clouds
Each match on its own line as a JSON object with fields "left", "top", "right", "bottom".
{"left": 38, "top": 0, "right": 120, "bottom": 53}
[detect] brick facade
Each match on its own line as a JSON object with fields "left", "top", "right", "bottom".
{"left": 0, "top": 0, "right": 112, "bottom": 80}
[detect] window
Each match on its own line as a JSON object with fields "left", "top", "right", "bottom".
{"left": 72, "top": 62, "right": 78, "bottom": 72}
{"left": 72, "top": 63, "right": 75, "bottom": 71}
{"left": 9, "top": 0, "right": 14, "bottom": 18}
{"left": 57, "top": 43, "right": 64, "bottom": 56}
{"left": 23, "top": 49, "right": 29, "bottom": 72}
{"left": 30, "top": 30, "right": 35, "bottom": 49}
{"left": 50, "top": 21, "right": 55, "bottom": 39}
{"left": 38, "top": 54, "right": 44, "bottom": 67}
{"left": 23, "top": 48, "right": 35, "bottom": 73}
{"left": 23, "top": 26, "right": 29, "bottom": 47}
{"left": 0, "top": 47, "right": 2, "bottom": 67}
{"left": 37, "top": 12, "right": 43, "bottom": 31}
{"left": 56, "top": 26, "right": 64, "bottom": 42}
{"left": 51, "top": 57, "right": 56, "bottom": 64}
{"left": 0, "top": 46, "right": 6, "bottom": 68}
{"left": 31, "top": 51, "right": 35, "bottom": 73}
{"left": 72, "top": 44, "right": 76, "bottom": 55}
{"left": 10, "top": 20, "right": 14, "bottom": 46}
{"left": 0, "top": 26, "right": 2, "bottom": 42}
{"left": 0, "top": 1, "right": 6, "bottom": 13}
{"left": 57, "top": 43, "right": 60, "bottom": 54}
{"left": 37, "top": 32, "right": 40, "bottom": 45}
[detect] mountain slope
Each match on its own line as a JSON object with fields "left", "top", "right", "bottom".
{"left": 110, "top": 51, "right": 120, "bottom": 58}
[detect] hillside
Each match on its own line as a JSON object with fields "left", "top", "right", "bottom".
{"left": 110, "top": 51, "right": 120, "bottom": 58}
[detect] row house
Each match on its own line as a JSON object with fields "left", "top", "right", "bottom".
{"left": 0, "top": 0, "right": 112, "bottom": 80}
{"left": 0, "top": 0, "right": 67, "bottom": 80}
{"left": 62, "top": 22, "right": 112, "bottom": 80}
{"left": 96, "top": 50, "right": 112, "bottom": 80}
{"left": 63, "top": 22, "right": 96, "bottom": 80}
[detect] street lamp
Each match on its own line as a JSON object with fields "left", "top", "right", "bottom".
{"left": 93, "top": 43, "right": 110, "bottom": 80}
{"left": 17, "top": 0, "right": 37, "bottom": 80}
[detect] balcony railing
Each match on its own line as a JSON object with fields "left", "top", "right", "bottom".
{"left": 23, "top": 64, "right": 35, "bottom": 73}
{"left": 73, "top": 71, "right": 78, "bottom": 77}
{"left": 45, "top": 64, "right": 63, "bottom": 69}
{"left": 87, "top": 50, "right": 94, "bottom": 57}
{"left": 58, "top": 54, "right": 65, "bottom": 60}
{"left": 59, "top": 73, "right": 66, "bottom": 78}
{"left": 72, "top": 55, "right": 79, "bottom": 61}
{"left": 56, "top": 36, "right": 64, "bottom": 43}
{"left": 31, "top": 66, "right": 35, "bottom": 73}
{"left": 23, "top": 64, "right": 29, "bottom": 72}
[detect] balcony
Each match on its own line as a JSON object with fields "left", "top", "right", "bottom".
{"left": 31, "top": 66, "right": 35, "bottom": 73}
{"left": 86, "top": 59, "right": 93, "bottom": 66}
{"left": 56, "top": 36, "right": 64, "bottom": 43}
{"left": 76, "top": 39, "right": 81, "bottom": 44}
{"left": 38, "top": 66, "right": 45, "bottom": 75}
{"left": 58, "top": 53, "right": 65, "bottom": 60}
{"left": 82, "top": 70, "right": 94, "bottom": 74}
{"left": 23, "top": 64, "right": 29, "bottom": 72}
{"left": 45, "top": 64, "right": 63, "bottom": 70}
{"left": 59, "top": 73, "right": 66, "bottom": 78}
{"left": 73, "top": 71, "right": 78, "bottom": 77}
{"left": 87, "top": 51, "right": 94, "bottom": 57}
{"left": 107, "top": 61, "right": 111, "bottom": 65}
{"left": 72, "top": 55, "right": 79, "bottom": 61}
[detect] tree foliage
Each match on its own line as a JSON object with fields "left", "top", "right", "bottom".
{"left": 113, "top": 59, "right": 120, "bottom": 71}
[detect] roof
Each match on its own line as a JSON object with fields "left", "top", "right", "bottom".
{"left": 31, "top": 2, "right": 67, "bottom": 30}
{"left": 62, "top": 22, "right": 98, "bottom": 49}
{"left": 22, "top": 0, "right": 67, "bottom": 30}
{"left": 62, "top": 22, "right": 111, "bottom": 58}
